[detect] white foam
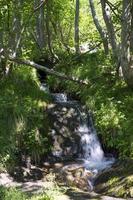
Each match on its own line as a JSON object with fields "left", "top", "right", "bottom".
{"left": 78, "top": 124, "right": 115, "bottom": 172}
{"left": 52, "top": 93, "right": 67, "bottom": 102}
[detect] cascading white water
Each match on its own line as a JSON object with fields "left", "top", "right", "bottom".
{"left": 52, "top": 93, "right": 67, "bottom": 102}
{"left": 40, "top": 83, "right": 50, "bottom": 92}
{"left": 80, "top": 128, "right": 104, "bottom": 161}
{"left": 78, "top": 123, "right": 114, "bottom": 171}
{"left": 40, "top": 84, "right": 114, "bottom": 172}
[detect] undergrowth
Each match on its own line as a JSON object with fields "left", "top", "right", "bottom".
{"left": 0, "top": 186, "right": 53, "bottom": 200}
{"left": 48, "top": 51, "right": 133, "bottom": 158}
{"left": 0, "top": 66, "right": 51, "bottom": 170}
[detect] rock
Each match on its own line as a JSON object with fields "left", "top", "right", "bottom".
{"left": 94, "top": 159, "right": 133, "bottom": 198}
{"left": 47, "top": 103, "right": 87, "bottom": 160}
{"left": 129, "top": 187, "right": 133, "bottom": 197}
{"left": 56, "top": 163, "right": 94, "bottom": 191}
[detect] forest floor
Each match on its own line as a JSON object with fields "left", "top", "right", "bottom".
{"left": 0, "top": 172, "right": 128, "bottom": 200}
{"left": 0, "top": 161, "right": 132, "bottom": 200}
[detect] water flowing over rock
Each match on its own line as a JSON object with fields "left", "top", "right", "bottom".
{"left": 45, "top": 92, "right": 115, "bottom": 190}
{"left": 47, "top": 93, "right": 114, "bottom": 165}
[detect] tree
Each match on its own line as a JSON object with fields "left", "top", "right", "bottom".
{"left": 95, "top": 0, "right": 133, "bottom": 87}
{"left": 34, "top": 0, "right": 46, "bottom": 51}
{"left": 89, "top": 0, "right": 109, "bottom": 54}
{"left": 74, "top": 0, "right": 80, "bottom": 54}
{"left": 120, "top": 0, "right": 133, "bottom": 87}
{"left": 100, "top": 0, "right": 118, "bottom": 59}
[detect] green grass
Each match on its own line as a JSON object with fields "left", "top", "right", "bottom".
{"left": 0, "top": 66, "right": 51, "bottom": 170}
{"left": 0, "top": 186, "right": 53, "bottom": 200}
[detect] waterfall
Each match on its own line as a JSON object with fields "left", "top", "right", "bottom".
{"left": 41, "top": 86, "right": 114, "bottom": 172}
{"left": 79, "top": 124, "right": 104, "bottom": 161}
{"left": 78, "top": 123, "right": 114, "bottom": 171}
{"left": 52, "top": 92, "right": 114, "bottom": 171}
{"left": 52, "top": 93, "right": 67, "bottom": 102}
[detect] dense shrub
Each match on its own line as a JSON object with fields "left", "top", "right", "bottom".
{"left": 0, "top": 186, "right": 53, "bottom": 200}
{"left": 0, "top": 66, "right": 51, "bottom": 169}
{"left": 0, "top": 186, "right": 27, "bottom": 200}
{"left": 47, "top": 51, "right": 133, "bottom": 158}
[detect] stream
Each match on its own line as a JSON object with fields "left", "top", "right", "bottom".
{"left": 0, "top": 83, "right": 131, "bottom": 200}
{"left": 41, "top": 84, "right": 115, "bottom": 190}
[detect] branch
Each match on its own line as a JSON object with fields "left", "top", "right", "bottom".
{"left": 14, "top": 0, "right": 47, "bottom": 56}
{"left": 34, "top": 0, "right": 46, "bottom": 12}
{"left": 9, "top": 57, "right": 89, "bottom": 85}
{"left": 106, "top": 0, "right": 121, "bottom": 21}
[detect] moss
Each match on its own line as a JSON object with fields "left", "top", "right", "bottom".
{"left": 107, "top": 177, "right": 119, "bottom": 186}
{"left": 95, "top": 159, "right": 133, "bottom": 198}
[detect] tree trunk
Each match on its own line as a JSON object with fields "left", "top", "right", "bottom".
{"left": 130, "top": 2, "right": 133, "bottom": 52}
{"left": 46, "top": 1, "right": 56, "bottom": 59}
{"left": 0, "top": 6, "right": 7, "bottom": 75}
{"left": 34, "top": 0, "right": 46, "bottom": 51}
{"left": 89, "top": 0, "right": 109, "bottom": 54}
{"left": 8, "top": 0, "right": 22, "bottom": 57}
{"left": 74, "top": 0, "right": 80, "bottom": 55}
{"left": 121, "top": 0, "right": 133, "bottom": 87}
{"left": 9, "top": 57, "right": 89, "bottom": 85}
{"left": 100, "top": 0, "right": 118, "bottom": 59}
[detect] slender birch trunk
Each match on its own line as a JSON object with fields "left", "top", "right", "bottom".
{"left": 74, "top": 0, "right": 80, "bottom": 55}
{"left": 121, "top": 0, "right": 133, "bottom": 87}
{"left": 46, "top": 1, "right": 57, "bottom": 60}
{"left": 100, "top": 0, "right": 118, "bottom": 59}
{"left": 34, "top": 0, "right": 45, "bottom": 51}
{"left": 89, "top": 0, "right": 108, "bottom": 54}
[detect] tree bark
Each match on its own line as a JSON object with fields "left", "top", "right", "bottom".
{"left": 74, "top": 0, "right": 80, "bottom": 55}
{"left": 45, "top": 1, "right": 56, "bottom": 59}
{"left": 9, "top": 57, "right": 89, "bottom": 85}
{"left": 34, "top": 0, "right": 46, "bottom": 50}
{"left": 130, "top": 2, "right": 133, "bottom": 52}
{"left": 121, "top": 0, "right": 133, "bottom": 87}
{"left": 89, "top": 0, "right": 109, "bottom": 54}
{"left": 8, "top": 0, "right": 22, "bottom": 57}
{"left": 100, "top": 0, "right": 118, "bottom": 59}
{"left": 0, "top": 4, "right": 7, "bottom": 75}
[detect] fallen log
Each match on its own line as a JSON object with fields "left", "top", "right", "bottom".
{"left": 9, "top": 57, "right": 89, "bottom": 85}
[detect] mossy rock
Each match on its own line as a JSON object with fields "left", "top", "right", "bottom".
{"left": 94, "top": 159, "right": 133, "bottom": 198}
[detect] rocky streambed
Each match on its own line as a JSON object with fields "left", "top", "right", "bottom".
{"left": 44, "top": 159, "right": 133, "bottom": 199}
{"left": 1, "top": 94, "right": 132, "bottom": 199}
{"left": 0, "top": 159, "right": 133, "bottom": 199}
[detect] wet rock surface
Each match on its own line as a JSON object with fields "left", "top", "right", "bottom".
{"left": 94, "top": 159, "right": 133, "bottom": 198}
{"left": 0, "top": 161, "right": 131, "bottom": 200}
{"left": 55, "top": 162, "right": 94, "bottom": 191}
{"left": 46, "top": 103, "right": 87, "bottom": 160}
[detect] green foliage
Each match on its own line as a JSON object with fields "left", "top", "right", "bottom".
{"left": 0, "top": 186, "right": 54, "bottom": 200}
{"left": 95, "top": 159, "right": 133, "bottom": 198}
{"left": 48, "top": 51, "right": 133, "bottom": 158}
{"left": 30, "top": 194, "right": 53, "bottom": 200}
{"left": 0, "top": 186, "right": 27, "bottom": 200}
{"left": 0, "top": 66, "right": 51, "bottom": 169}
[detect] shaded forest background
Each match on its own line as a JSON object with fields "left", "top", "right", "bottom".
{"left": 0, "top": 0, "right": 133, "bottom": 171}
